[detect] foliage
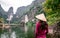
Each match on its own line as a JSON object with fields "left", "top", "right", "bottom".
{"left": 26, "top": 21, "right": 35, "bottom": 27}
{"left": 42, "top": 0, "right": 60, "bottom": 25}
{"left": 11, "top": 26, "right": 25, "bottom": 38}
{"left": 26, "top": 21, "right": 35, "bottom": 38}
{"left": 46, "top": 34, "right": 53, "bottom": 38}
{"left": 26, "top": 27, "right": 34, "bottom": 38}
{"left": 0, "top": 18, "right": 4, "bottom": 23}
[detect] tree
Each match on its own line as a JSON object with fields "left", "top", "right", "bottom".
{"left": 42, "top": 0, "right": 60, "bottom": 25}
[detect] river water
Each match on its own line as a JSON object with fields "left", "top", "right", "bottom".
{"left": 0, "top": 26, "right": 25, "bottom": 38}
{"left": 1, "top": 31, "right": 16, "bottom": 38}
{"left": 0, "top": 25, "right": 35, "bottom": 38}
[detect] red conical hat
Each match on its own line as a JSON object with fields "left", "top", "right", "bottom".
{"left": 36, "top": 13, "right": 47, "bottom": 21}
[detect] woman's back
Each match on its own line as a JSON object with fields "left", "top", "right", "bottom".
{"left": 35, "top": 21, "right": 48, "bottom": 38}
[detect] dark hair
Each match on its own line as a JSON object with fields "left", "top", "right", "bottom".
{"left": 39, "top": 20, "right": 47, "bottom": 30}
{"left": 57, "top": 22, "right": 60, "bottom": 26}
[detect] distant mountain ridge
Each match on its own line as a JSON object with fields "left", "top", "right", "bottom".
{"left": 11, "top": 0, "right": 45, "bottom": 23}
{"left": 0, "top": 0, "right": 45, "bottom": 23}
{"left": 0, "top": 5, "right": 14, "bottom": 23}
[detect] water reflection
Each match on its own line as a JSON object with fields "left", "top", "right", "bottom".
{"left": 11, "top": 31, "right": 16, "bottom": 38}
{"left": 0, "top": 24, "right": 34, "bottom": 38}
{"left": 1, "top": 32, "right": 9, "bottom": 38}
{"left": 0, "top": 26, "right": 25, "bottom": 38}
{"left": 1, "top": 31, "right": 16, "bottom": 38}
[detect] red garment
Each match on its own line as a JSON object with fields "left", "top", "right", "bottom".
{"left": 35, "top": 21, "right": 48, "bottom": 38}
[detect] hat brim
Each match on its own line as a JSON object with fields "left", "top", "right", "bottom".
{"left": 35, "top": 13, "right": 47, "bottom": 21}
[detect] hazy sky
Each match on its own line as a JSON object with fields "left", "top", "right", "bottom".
{"left": 0, "top": 0, "right": 34, "bottom": 14}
